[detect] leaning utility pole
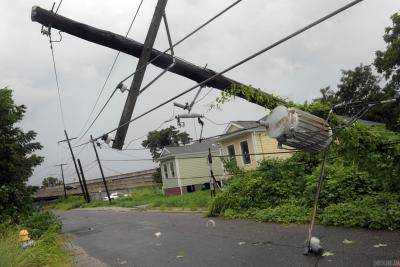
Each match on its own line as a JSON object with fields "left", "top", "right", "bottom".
{"left": 90, "top": 135, "right": 111, "bottom": 203}
{"left": 55, "top": 163, "right": 68, "bottom": 198}
{"left": 113, "top": 0, "right": 168, "bottom": 149}
{"left": 77, "top": 159, "right": 91, "bottom": 203}
{"left": 30, "top": 6, "right": 281, "bottom": 134}
{"left": 59, "top": 130, "right": 86, "bottom": 200}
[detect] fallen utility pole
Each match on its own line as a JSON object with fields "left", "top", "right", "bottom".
{"left": 90, "top": 135, "right": 111, "bottom": 203}
{"left": 55, "top": 163, "right": 68, "bottom": 198}
{"left": 30, "top": 7, "right": 278, "bottom": 109}
{"left": 113, "top": 0, "right": 168, "bottom": 149}
{"left": 59, "top": 130, "right": 86, "bottom": 200}
{"left": 77, "top": 159, "right": 91, "bottom": 203}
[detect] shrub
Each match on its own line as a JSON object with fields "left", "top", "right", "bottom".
{"left": 21, "top": 211, "right": 61, "bottom": 239}
{"left": 305, "top": 162, "right": 374, "bottom": 208}
{"left": 0, "top": 224, "right": 71, "bottom": 266}
{"left": 254, "top": 200, "right": 310, "bottom": 224}
{"left": 320, "top": 193, "right": 400, "bottom": 230}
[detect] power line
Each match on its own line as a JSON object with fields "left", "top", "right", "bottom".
{"left": 204, "top": 117, "right": 230, "bottom": 126}
{"left": 49, "top": 39, "right": 67, "bottom": 130}
{"left": 76, "top": 0, "right": 145, "bottom": 142}
{"left": 75, "top": 0, "right": 244, "bottom": 144}
{"left": 80, "top": 0, "right": 365, "bottom": 147}
{"left": 118, "top": 0, "right": 244, "bottom": 85}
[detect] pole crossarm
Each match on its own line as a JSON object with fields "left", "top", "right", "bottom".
{"left": 31, "top": 6, "right": 275, "bottom": 106}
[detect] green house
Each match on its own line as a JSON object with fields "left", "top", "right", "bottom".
{"left": 158, "top": 138, "right": 226, "bottom": 196}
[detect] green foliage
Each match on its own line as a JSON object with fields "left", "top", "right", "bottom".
{"left": 152, "top": 167, "right": 162, "bottom": 184}
{"left": 209, "top": 123, "right": 400, "bottom": 229}
{"left": 41, "top": 176, "right": 61, "bottom": 188}
{"left": 51, "top": 186, "right": 212, "bottom": 211}
{"left": 209, "top": 83, "right": 286, "bottom": 111}
{"left": 142, "top": 126, "right": 192, "bottom": 159}
{"left": 46, "top": 196, "right": 86, "bottom": 211}
{"left": 0, "top": 223, "right": 71, "bottom": 266}
{"left": 320, "top": 193, "right": 400, "bottom": 230}
{"left": 305, "top": 162, "right": 374, "bottom": 208}
{"left": 21, "top": 211, "right": 62, "bottom": 239}
{"left": 0, "top": 87, "right": 43, "bottom": 223}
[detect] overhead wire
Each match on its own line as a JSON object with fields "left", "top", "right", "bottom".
{"left": 75, "top": 0, "right": 244, "bottom": 144}
{"left": 118, "top": 0, "right": 244, "bottom": 84}
{"left": 49, "top": 37, "right": 67, "bottom": 130}
{"left": 76, "top": 0, "right": 145, "bottom": 143}
{"left": 76, "top": 0, "right": 365, "bottom": 148}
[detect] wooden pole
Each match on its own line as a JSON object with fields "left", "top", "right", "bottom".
{"left": 77, "top": 159, "right": 91, "bottom": 203}
{"left": 61, "top": 130, "right": 86, "bottom": 200}
{"left": 90, "top": 135, "right": 111, "bottom": 203}
{"left": 56, "top": 163, "right": 68, "bottom": 198}
{"left": 113, "top": 0, "right": 168, "bottom": 149}
{"left": 31, "top": 6, "right": 281, "bottom": 109}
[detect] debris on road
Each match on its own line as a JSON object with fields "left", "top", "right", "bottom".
{"left": 342, "top": 239, "right": 355, "bottom": 245}
{"left": 373, "top": 243, "right": 387, "bottom": 248}
{"left": 206, "top": 219, "right": 216, "bottom": 227}
{"left": 322, "top": 251, "right": 335, "bottom": 257}
{"left": 238, "top": 241, "right": 246, "bottom": 246}
{"left": 154, "top": 232, "right": 162, "bottom": 238}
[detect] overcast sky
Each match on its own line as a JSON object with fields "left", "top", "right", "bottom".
{"left": 0, "top": 0, "right": 398, "bottom": 186}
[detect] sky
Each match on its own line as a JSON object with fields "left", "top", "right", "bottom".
{"left": 0, "top": 0, "right": 398, "bottom": 186}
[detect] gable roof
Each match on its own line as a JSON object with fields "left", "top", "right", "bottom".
{"left": 159, "top": 138, "right": 220, "bottom": 160}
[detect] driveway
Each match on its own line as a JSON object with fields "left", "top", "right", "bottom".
{"left": 60, "top": 209, "right": 400, "bottom": 267}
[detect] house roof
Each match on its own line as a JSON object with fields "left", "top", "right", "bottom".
{"left": 159, "top": 138, "right": 220, "bottom": 160}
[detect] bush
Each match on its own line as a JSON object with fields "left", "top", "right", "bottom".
{"left": 254, "top": 200, "right": 310, "bottom": 224}
{"left": 21, "top": 211, "right": 61, "bottom": 239}
{"left": 0, "top": 224, "right": 71, "bottom": 266}
{"left": 320, "top": 193, "right": 400, "bottom": 230}
{"left": 209, "top": 157, "right": 309, "bottom": 216}
{"left": 208, "top": 124, "right": 400, "bottom": 230}
{"left": 305, "top": 162, "right": 374, "bottom": 208}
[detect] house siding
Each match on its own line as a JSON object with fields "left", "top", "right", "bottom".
{"left": 254, "top": 132, "right": 292, "bottom": 160}
{"left": 219, "top": 131, "right": 293, "bottom": 170}
{"left": 219, "top": 132, "right": 257, "bottom": 170}
{"left": 177, "top": 154, "right": 225, "bottom": 186}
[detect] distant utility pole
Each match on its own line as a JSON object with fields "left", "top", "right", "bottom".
{"left": 55, "top": 163, "right": 68, "bottom": 198}
{"left": 77, "top": 159, "right": 91, "bottom": 203}
{"left": 90, "top": 135, "right": 111, "bottom": 203}
{"left": 113, "top": 0, "right": 168, "bottom": 149}
{"left": 58, "top": 130, "right": 86, "bottom": 200}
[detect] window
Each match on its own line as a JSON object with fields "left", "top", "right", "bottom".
{"left": 169, "top": 162, "right": 175, "bottom": 178}
{"left": 240, "top": 140, "right": 251, "bottom": 164}
{"left": 227, "top": 144, "right": 236, "bottom": 163}
{"left": 163, "top": 164, "right": 169, "bottom": 178}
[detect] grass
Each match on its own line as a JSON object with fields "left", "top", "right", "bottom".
{"left": 0, "top": 224, "right": 72, "bottom": 267}
{"left": 50, "top": 186, "right": 212, "bottom": 211}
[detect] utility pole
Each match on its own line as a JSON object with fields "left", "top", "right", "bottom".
{"left": 77, "top": 159, "right": 91, "bottom": 203}
{"left": 59, "top": 130, "right": 86, "bottom": 201}
{"left": 31, "top": 6, "right": 281, "bottom": 119}
{"left": 90, "top": 135, "right": 111, "bottom": 203}
{"left": 113, "top": 0, "right": 168, "bottom": 149}
{"left": 207, "top": 148, "right": 221, "bottom": 197}
{"left": 55, "top": 163, "right": 68, "bottom": 198}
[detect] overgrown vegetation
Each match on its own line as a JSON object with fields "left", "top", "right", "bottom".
{"left": 0, "top": 223, "right": 71, "bottom": 267}
{"left": 209, "top": 123, "right": 400, "bottom": 230}
{"left": 0, "top": 87, "right": 71, "bottom": 265}
{"left": 50, "top": 187, "right": 212, "bottom": 211}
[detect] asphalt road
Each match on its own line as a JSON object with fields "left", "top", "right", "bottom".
{"left": 60, "top": 209, "right": 400, "bottom": 267}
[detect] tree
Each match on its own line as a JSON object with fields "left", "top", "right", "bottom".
{"left": 41, "top": 176, "right": 61, "bottom": 188}
{"left": 335, "top": 64, "right": 384, "bottom": 117}
{"left": 142, "top": 126, "right": 191, "bottom": 160}
{"left": 0, "top": 87, "right": 43, "bottom": 223}
{"left": 374, "top": 12, "right": 400, "bottom": 131}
